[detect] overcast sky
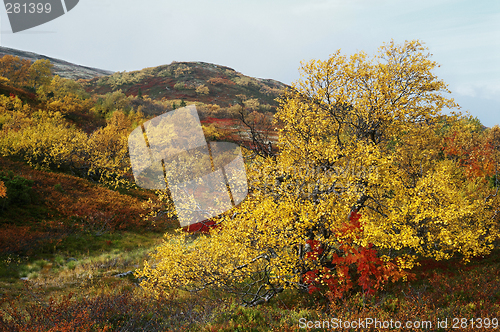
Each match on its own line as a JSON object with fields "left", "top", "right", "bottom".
{"left": 0, "top": 0, "right": 498, "bottom": 126}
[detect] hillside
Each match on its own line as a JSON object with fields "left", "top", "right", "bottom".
{"left": 0, "top": 46, "right": 113, "bottom": 80}
{"left": 82, "top": 61, "right": 288, "bottom": 108}
{"left": 0, "top": 47, "right": 288, "bottom": 110}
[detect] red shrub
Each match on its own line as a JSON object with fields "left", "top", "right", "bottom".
{"left": 303, "top": 210, "right": 411, "bottom": 299}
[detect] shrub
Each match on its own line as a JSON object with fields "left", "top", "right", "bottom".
{"left": 196, "top": 84, "right": 210, "bottom": 95}
{"left": 54, "top": 183, "right": 64, "bottom": 192}
{"left": 0, "top": 109, "right": 135, "bottom": 190}
{"left": 173, "top": 82, "right": 186, "bottom": 90}
{"left": 208, "top": 77, "right": 235, "bottom": 86}
{"left": 0, "top": 170, "right": 35, "bottom": 208}
{"left": 0, "top": 180, "right": 6, "bottom": 198}
{"left": 0, "top": 287, "right": 218, "bottom": 331}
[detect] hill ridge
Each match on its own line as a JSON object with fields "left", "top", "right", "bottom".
{"left": 84, "top": 60, "right": 289, "bottom": 108}
{"left": 0, "top": 47, "right": 289, "bottom": 108}
{"left": 0, "top": 46, "right": 114, "bottom": 80}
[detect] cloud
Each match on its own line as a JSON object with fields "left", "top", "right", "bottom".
{"left": 455, "top": 82, "right": 500, "bottom": 101}
{"left": 483, "top": 83, "right": 500, "bottom": 100}
{"left": 456, "top": 84, "right": 477, "bottom": 98}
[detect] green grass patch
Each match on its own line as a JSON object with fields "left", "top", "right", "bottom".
{"left": 0, "top": 231, "right": 164, "bottom": 283}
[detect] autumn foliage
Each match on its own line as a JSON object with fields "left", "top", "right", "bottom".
{"left": 0, "top": 92, "right": 140, "bottom": 190}
{"left": 0, "top": 180, "right": 6, "bottom": 199}
{"left": 0, "top": 288, "right": 192, "bottom": 332}
{"left": 136, "top": 40, "right": 499, "bottom": 305}
{"left": 208, "top": 76, "right": 235, "bottom": 86}
{"left": 0, "top": 55, "right": 31, "bottom": 87}
{"left": 0, "top": 55, "right": 53, "bottom": 89}
{"left": 0, "top": 156, "right": 168, "bottom": 256}
{"left": 441, "top": 117, "right": 500, "bottom": 180}
{"left": 0, "top": 74, "right": 174, "bottom": 257}
{"left": 0, "top": 43, "right": 498, "bottom": 329}
{"left": 303, "top": 210, "right": 411, "bottom": 299}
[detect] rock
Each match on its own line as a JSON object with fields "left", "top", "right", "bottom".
{"left": 113, "top": 271, "right": 134, "bottom": 278}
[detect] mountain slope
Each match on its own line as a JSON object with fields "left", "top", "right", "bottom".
{"left": 0, "top": 47, "right": 288, "bottom": 108}
{"left": 0, "top": 46, "right": 113, "bottom": 80}
{"left": 83, "top": 61, "right": 288, "bottom": 108}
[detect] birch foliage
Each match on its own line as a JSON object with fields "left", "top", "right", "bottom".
{"left": 137, "top": 40, "right": 499, "bottom": 303}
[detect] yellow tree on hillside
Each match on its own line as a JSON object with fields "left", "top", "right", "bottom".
{"left": 29, "top": 59, "right": 53, "bottom": 90}
{"left": 137, "top": 40, "right": 499, "bottom": 305}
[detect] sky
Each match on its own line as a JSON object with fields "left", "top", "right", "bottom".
{"left": 0, "top": 0, "right": 498, "bottom": 127}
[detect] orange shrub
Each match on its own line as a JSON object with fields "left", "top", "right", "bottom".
{"left": 208, "top": 77, "right": 235, "bottom": 86}
{"left": 0, "top": 225, "right": 53, "bottom": 255}
{"left": 0, "top": 180, "right": 6, "bottom": 198}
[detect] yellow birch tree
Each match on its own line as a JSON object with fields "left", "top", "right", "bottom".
{"left": 136, "top": 40, "right": 499, "bottom": 304}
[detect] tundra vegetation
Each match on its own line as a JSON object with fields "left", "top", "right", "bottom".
{"left": 0, "top": 42, "right": 499, "bottom": 331}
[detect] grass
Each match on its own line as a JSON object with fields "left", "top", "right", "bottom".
{"left": 0, "top": 230, "right": 163, "bottom": 273}
{"left": 1, "top": 241, "right": 499, "bottom": 331}
{"left": 0, "top": 231, "right": 165, "bottom": 304}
